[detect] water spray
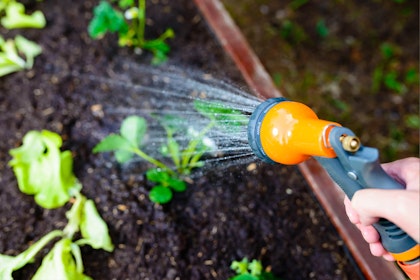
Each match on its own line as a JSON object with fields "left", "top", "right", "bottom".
{"left": 248, "top": 97, "right": 419, "bottom": 279}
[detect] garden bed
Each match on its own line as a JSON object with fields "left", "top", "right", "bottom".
{"left": 0, "top": 0, "right": 396, "bottom": 279}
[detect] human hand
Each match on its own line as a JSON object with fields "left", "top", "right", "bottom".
{"left": 344, "top": 157, "right": 420, "bottom": 261}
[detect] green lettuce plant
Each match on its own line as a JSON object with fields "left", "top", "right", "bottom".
{"left": 1, "top": 130, "right": 113, "bottom": 280}
{"left": 0, "top": 0, "right": 45, "bottom": 76}
{"left": 0, "top": 34, "right": 42, "bottom": 76}
{"left": 94, "top": 100, "right": 248, "bottom": 204}
{"left": 88, "top": 0, "right": 174, "bottom": 64}
{"left": 0, "top": 0, "right": 46, "bottom": 29}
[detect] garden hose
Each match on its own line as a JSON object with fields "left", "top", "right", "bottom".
{"left": 248, "top": 97, "right": 420, "bottom": 280}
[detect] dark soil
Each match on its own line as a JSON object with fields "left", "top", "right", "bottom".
{"left": 223, "top": 0, "right": 419, "bottom": 163}
{"left": 0, "top": 1, "right": 362, "bottom": 279}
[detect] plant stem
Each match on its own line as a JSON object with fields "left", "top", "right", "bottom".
{"left": 181, "top": 120, "right": 215, "bottom": 169}
{"left": 13, "top": 230, "right": 63, "bottom": 270}
{"left": 138, "top": 0, "right": 146, "bottom": 45}
{"left": 133, "top": 147, "right": 174, "bottom": 175}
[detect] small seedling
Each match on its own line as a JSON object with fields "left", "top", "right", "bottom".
{"left": 88, "top": 0, "right": 174, "bottom": 64}
{"left": 1, "top": 130, "right": 113, "bottom": 279}
{"left": 0, "top": 34, "right": 42, "bottom": 76}
{"left": 93, "top": 114, "right": 208, "bottom": 204}
{"left": 230, "top": 258, "right": 279, "bottom": 280}
{"left": 94, "top": 100, "right": 248, "bottom": 204}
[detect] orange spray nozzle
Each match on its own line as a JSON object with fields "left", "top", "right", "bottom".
{"left": 248, "top": 98, "right": 341, "bottom": 165}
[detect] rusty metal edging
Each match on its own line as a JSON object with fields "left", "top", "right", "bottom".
{"left": 192, "top": 0, "right": 405, "bottom": 279}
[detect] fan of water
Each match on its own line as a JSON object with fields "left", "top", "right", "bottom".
{"left": 78, "top": 62, "right": 264, "bottom": 176}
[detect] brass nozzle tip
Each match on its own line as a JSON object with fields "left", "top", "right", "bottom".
{"left": 340, "top": 135, "right": 361, "bottom": 152}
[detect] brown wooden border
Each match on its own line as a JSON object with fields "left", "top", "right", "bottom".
{"left": 193, "top": 0, "right": 405, "bottom": 279}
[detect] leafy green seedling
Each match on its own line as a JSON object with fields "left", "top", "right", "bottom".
{"left": 155, "top": 113, "right": 212, "bottom": 175}
{"left": 230, "top": 258, "right": 279, "bottom": 280}
{"left": 94, "top": 115, "right": 197, "bottom": 204}
{"left": 9, "top": 130, "right": 81, "bottom": 209}
{"left": 2, "top": 130, "right": 114, "bottom": 279}
{"left": 0, "top": 1, "right": 45, "bottom": 76}
{"left": 88, "top": 0, "right": 174, "bottom": 64}
{"left": 146, "top": 168, "right": 186, "bottom": 204}
{"left": 0, "top": 0, "right": 46, "bottom": 29}
{"left": 93, "top": 115, "right": 171, "bottom": 170}
{"left": 88, "top": 1, "right": 128, "bottom": 39}
{"left": 0, "top": 35, "right": 42, "bottom": 77}
{"left": 94, "top": 101, "right": 248, "bottom": 204}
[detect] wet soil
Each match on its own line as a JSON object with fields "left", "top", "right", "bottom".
{"left": 222, "top": 0, "right": 419, "bottom": 162}
{"left": 0, "top": 0, "right": 363, "bottom": 279}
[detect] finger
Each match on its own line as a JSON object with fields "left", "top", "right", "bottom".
{"left": 382, "top": 253, "right": 396, "bottom": 262}
{"left": 344, "top": 196, "right": 360, "bottom": 224}
{"left": 382, "top": 157, "right": 420, "bottom": 191}
{"left": 359, "top": 224, "right": 380, "bottom": 243}
{"left": 370, "top": 242, "right": 388, "bottom": 257}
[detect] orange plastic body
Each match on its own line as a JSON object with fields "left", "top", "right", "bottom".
{"left": 392, "top": 243, "right": 420, "bottom": 262}
{"left": 398, "top": 260, "right": 420, "bottom": 280}
{"left": 260, "top": 101, "right": 340, "bottom": 164}
{"left": 393, "top": 244, "right": 420, "bottom": 279}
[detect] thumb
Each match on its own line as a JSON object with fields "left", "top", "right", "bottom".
{"left": 351, "top": 189, "right": 420, "bottom": 242}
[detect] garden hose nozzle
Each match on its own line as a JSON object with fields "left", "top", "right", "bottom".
{"left": 247, "top": 97, "right": 341, "bottom": 165}
{"left": 248, "top": 98, "right": 419, "bottom": 280}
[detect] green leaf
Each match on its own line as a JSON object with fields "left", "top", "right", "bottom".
{"left": 0, "top": 255, "right": 15, "bottom": 280}
{"left": 120, "top": 115, "right": 147, "bottom": 147}
{"left": 94, "top": 116, "right": 148, "bottom": 163}
{"left": 0, "top": 35, "right": 26, "bottom": 76}
{"left": 1, "top": 2, "right": 46, "bottom": 29}
{"left": 146, "top": 169, "right": 170, "bottom": 183}
{"left": 78, "top": 200, "right": 114, "bottom": 252}
{"left": 380, "top": 43, "right": 395, "bottom": 60}
{"left": 9, "top": 130, "right": 80, "bottom": 209}
{"left": 64, "top": 193, "right": 85, "bottom": 238}
{"left": 149, "top": 185, "right": 172, "bottom": 204}
{"left": 384, "top": 71, "right": 405, "bottom": 93}
{"left": 32, "top": 239, "right": 92, "bottom": 280}
{"left": 88, "top": 1, "right": 128, "bottom": 38}
{"left": 194, "top": 100, "right": 248, "bottom": 131}
{"left": 114, "top": 149, "right": 134, "bottom": 163}
{"left": 248, "top": 259, "right": 263, "bottom": 276}
{"left": 14, "top": 35, "right": 42, "bottom": 68}
{"left": 168, "top": 177, "right": 186, "bottom": 192}
{"left": 93, "top": 134, "right": 132, "bottom": 153}
{"left": 231, "top": 258, "right": 250, "bottom": 274}
{"left": 0, "top": 230, "right": 63, "bottom": 280}
{"left": 405, "top": 68, "right": 419, "bottom": 85}
{"left": 0, "top": 35, "right": 42, "bottom": 76}
{"left": 118, "top": 0, "right": 135, "bottom": 8}
{"left": 166, "top": 138, "right": 181, "bottom": 166}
